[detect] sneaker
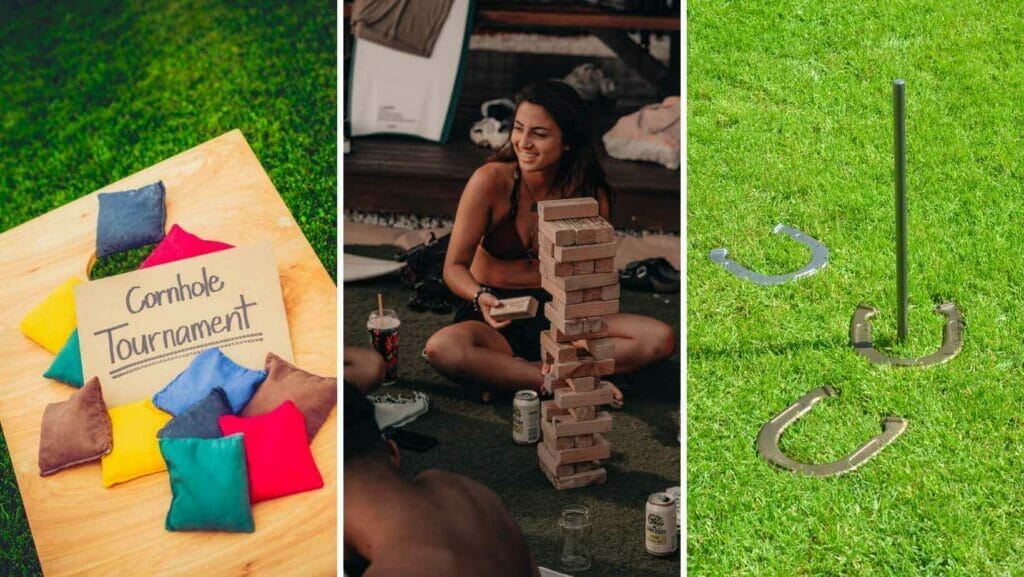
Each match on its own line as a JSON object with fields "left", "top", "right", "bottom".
{"left": 562, "top": 63, "right": 617, "bottom": 101}
{"left": 620, "top": 257, "right": 679, "bottom": 293}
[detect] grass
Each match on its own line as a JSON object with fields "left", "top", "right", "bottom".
{"left": 0, "top": 2, "right": 335, "bottom": 574}
{"left": 688, "top": 2, "right": 1024, "bottom": 575}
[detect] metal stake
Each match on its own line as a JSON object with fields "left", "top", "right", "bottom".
{"left": 894, "top": 80, "right": 908, "bottom": 342}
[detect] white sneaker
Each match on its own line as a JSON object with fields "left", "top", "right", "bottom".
{"left": 370, "top": 391, "right": 430, "bottom": 429}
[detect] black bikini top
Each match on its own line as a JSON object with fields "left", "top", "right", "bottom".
{"left": 480, "top": 168, "right": 532, "bottom": 261}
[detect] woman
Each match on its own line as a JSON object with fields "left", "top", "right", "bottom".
{"left": 424, "top": 81, "right": 674, "bottom": 404}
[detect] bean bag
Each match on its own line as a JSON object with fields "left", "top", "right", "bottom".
{"left": 38, "top": 377, "right": 112, "bottom": 476}
{"left": 101, "top": 399, "right": 172, "bottom": 487}
{"left": 153, "top": 348, "right": 267, "bottom": 415}
{"left": 241, "top": 353, "right": 337, "bottom": 442}
{"left": 20, "top": 278, "right": 82, "bottom": 353}
{"left": 160, "top": 434, "right": 254, "bottom": 532}
{"left": 157, "top": 388, "right": 232, "bottom": 439}
{"left": 44, "top": 329, "right": 84, "bottom": 387}
{"left": 219, "top": 401, "right": 323, "bottom": 503}
{"left": 139, "top": 224, "right": 233, "bottom": 269}
{"left": 96, "top": 181, "right": 167, "bottom": 257}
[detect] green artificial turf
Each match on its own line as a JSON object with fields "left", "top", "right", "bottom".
{"left": 689, "top": 2, "right": 1024, "bottom": 575}
{"left": 0, "top": 2, "right": 335, "bottom": 574}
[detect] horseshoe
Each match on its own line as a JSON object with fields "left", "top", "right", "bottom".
{"left": 850, "top": 302, "right": 963, "bottom": 367}
{"left": 709, "top": 224, "right": 829, "bottom": 285}
{"left": 756, "top": 386, "right": 908, "bottom": 477}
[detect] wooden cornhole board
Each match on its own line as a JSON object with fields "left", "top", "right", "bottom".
{"left": 0, "top": 130, "right": 336, "bottom": 576}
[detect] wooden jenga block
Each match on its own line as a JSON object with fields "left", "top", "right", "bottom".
{"left": 542, "top": 400, "right": 568, "bottom": 422}
{"left": 566, "top": 217, "right": 612, "bottom": 245}
{"left": 541, "top": 276, "right": 586, "bottom": 305}
{"left": 540, "top": 259, "right": 574, "bottom": 278}
{"left": 600, "top": 283, "right": 620, "bottom": 300}
{"left": 538, "top": 198, "right": 599, "bottom": 221}
{"left": 547, "top": 271, "right": 618, "bottom": 292}
{"left": 544, "top": 302, "right": 583, "bottom": 335}
{"left": 538, "top": 444, "right": 608, "bottom": 489}
{"left": 551, "top": 412, "right": 613, "bottom": 436}
{"left": 545, "top": 302, "right": 609, "bottom": 335}
{"left": 573, "top": 260, "right": 595, "bottom": 274}
{"left": 574, "top": 337, "right": 615, "bottom": 360}
{"left": 540, "top": 330, "right": 580, "bottom": 363}
{"left": 543, "top": 433, "right": 610, "bottom": 465}
{"left": 592, "top": 225, "right": 615, "bottom": 244}
{"left": 549, "top": 358, "right": 614, "bottom": 380}
{"left": 574, "top": 434, "right": 595, "bottom": 448}
{"left": 584, "top": 317, "right": 607, "bottom": 334}
{"left": 554, "top": 241, "right": 617, "bottom": 263}
{"left": 566, "top": 376, "right": 595, "bottom": 392}
{"left": 569, "top": 406, "right": 596, "bottom": 421}
{"left": 538, "top": 219, "right": 576, "bottom": 246}
{"left": 537, "top": 441, "right": 575, "bottom": 477}
{"left": 540, "top": 460, "right": 608, "bottom": 490}
{"left": 582, "top": 287, "right": 602, "bottom": 302}
{"left": 539, "top": 236, "right": 554, "bottom": 259}
{"left": 490, "top": 296, "right": 539, "bottom": 321}
{"left": 545, "top": 432, "right": 574, "bottom": 451}
{"left": 554, "top": 381, "right": 615, "bottom": 409}
{"left": 560, "top": 299, "right": 619, "bottom": 320}
{"left": 552, "top": 324, "right": 609, "bottom": 343}
{"left": 594, "top": 258, "right": 615, "bottom": 273}
{"left": 570, "top": 221, "right": 597, "bottom": 245}
{"left": 540, "top": 374, "right": 569, "bottom": 395}
{"left": 574, "top": 461, "right": 601, "bottom": 473}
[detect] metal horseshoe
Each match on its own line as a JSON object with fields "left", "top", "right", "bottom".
{"left": 709, "top": 224, "right": 829, "bottom": 285}
{"left": 756, "top": 386, "right": 908, "bottom": 477}
{"left": 850, "top": 302, "right": 963, "bottom": 367}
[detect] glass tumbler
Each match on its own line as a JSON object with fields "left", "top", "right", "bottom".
{"left": 559, "top": 504, "right": 592, "bottom": 572}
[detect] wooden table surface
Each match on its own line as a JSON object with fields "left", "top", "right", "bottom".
{"left": 0, "top": 130, "right": 337, "bottom": 576}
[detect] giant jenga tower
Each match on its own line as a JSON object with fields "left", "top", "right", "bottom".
{"left": 535, "top": 197, "right": 618, "bottom": 490}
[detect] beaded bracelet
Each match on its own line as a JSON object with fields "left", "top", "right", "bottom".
{"left": 472, "top": 286, "right": 493, "bottom": 312}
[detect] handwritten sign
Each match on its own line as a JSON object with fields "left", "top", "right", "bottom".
{"left": 74, "top": 243, "right": 293, "bottom": 407}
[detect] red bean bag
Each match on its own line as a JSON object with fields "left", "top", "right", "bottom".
{"left": 139, "top": 224, "right": 233, "bottom": 269}
{"left": 218, "top": 400, "right": 323, "bottom": 503}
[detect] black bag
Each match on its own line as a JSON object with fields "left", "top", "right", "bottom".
{"left": 400, "top": 232, "right": 458, "bottom": 313}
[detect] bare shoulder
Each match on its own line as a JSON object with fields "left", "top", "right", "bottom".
{"left": 415, "top": 469, "right": 507, "bottom": 509}
{"left": 465, "top": 161, "right": 516, "bottom": 201}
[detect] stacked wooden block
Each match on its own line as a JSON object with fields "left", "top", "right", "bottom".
{"left": 536, "top": 198, "right": 618, "bottom": 490}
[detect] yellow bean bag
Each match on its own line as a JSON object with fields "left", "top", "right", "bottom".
{"left": 20, "top": 278, "right": 83, "bottom": 353}
{"left": 102, "top": 399, "right": 172, "bottom": 487}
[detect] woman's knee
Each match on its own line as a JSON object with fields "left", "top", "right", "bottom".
{"left": 424, "top": 331, "right": 464, "bottom": 369}
{"left": 648, "top": 321, "right": 676, "bottom": 362}
{"left": 368, "top": 351, "right": 386, "bottom": 384}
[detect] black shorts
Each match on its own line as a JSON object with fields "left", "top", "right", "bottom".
{"left": 452, "top": 287, "right": 551, "bottom": 361}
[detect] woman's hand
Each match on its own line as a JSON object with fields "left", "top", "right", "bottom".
{"left": 478, "top": 292, "right": 512, "bottom": 330}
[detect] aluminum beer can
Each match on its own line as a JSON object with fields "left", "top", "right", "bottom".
{"left": 512, "top": 390, "right": 540, "bottom": 445}
{"left": 646, "top": 492, "right": 677, "bottom": 556}
{"left": 665, "top": 486, "right": 681, "bottom": 539}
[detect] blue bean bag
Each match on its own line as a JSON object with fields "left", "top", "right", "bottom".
{"left": 157, "top": 388, "right": 232, "bottom": 439}
{"left": 153, "top": 348, "right": 267, "bottom": 415}
{"left": 96, "top": 181, "right": 166, "bottom": 257}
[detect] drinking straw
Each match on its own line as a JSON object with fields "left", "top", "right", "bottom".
{"left": 377, "top": 293, "right": 384, "bottom": 318}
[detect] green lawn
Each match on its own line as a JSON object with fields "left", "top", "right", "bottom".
{"left": 689, "top": 2, "right": 1024, "bottom": 575}
{"left": 0, "top": 2, "right": 335, "bottom": 574}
